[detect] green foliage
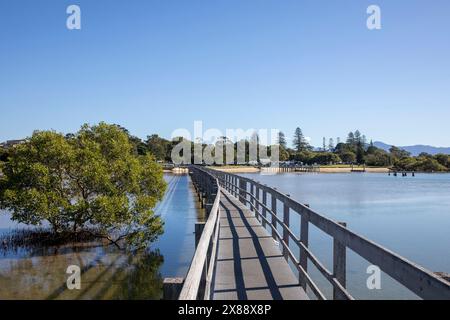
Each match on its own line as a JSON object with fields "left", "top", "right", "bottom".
{"left": 346, "top": 132, "right": 355, "bottom": 145}
{"left": 277, "top": 131, "right": 287, "bottom": 149}
{"left": 339, "top": 151, "right": 357, "bottom": 164}
{"left": 278, "top": 147, "right": 290, "bottom": 161}
{"left": 365, "top": 149, "right": 391, "bottom": 166}
{"left": 435, "top": 154, "right": 450, "bottom": 167}
{"left": 0, "top": 123, "right": 166, "bottom": 249}
{"left": 0, "top": 146, "right": 8, "bottom": 163}
{"left": 312, "top": 152, "right": 341, "bottom": 165}
{"left": 389, "top": 146, "right": 411, "bottom": 160}
{"left": 293, "top": 127, "right": 310, "bottom": 152}
{"left": 394, "top": 154, "right": 449, "bottom": 172}
{"left": 120, "top": 127, "right": 450, "bottom": 171}
{"left": 146, "top": 134, "right": 171, "bottom": 161}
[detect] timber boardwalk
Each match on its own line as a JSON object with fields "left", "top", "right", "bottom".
{"left": 169, "top": 166, "right": 450, "bottom": 300}
{"left": 214, "top": 190, "right": 308, "bottom": 300}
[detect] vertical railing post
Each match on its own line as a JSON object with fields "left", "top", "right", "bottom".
{"left": 282, "top": 197, "right": 290, "bottom": 261}
{"left": 333, "top": 222, "right": 347, "bottom": 300}
{"left": 230, "top": 176, "right": 235, "bottom": 196}
{"left": 255, "top": 185, "right": 260, "bottom": 221}
{"left": 271, "top": 193, "right": 277, "bottom": 240}
{"left": 250, "top": 183, "right": 254, "bottom": 211}
{"left": 262, "top": 188, "right": 267, "bottom": 228}
{"left": 239, "top": 178, "right": 246, "bottom": 205}
{"left": 299, "top": 205, "right": 309, "bottom": 290}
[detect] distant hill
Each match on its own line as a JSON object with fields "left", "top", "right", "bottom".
{"left": 373, "top": 141, "right": 450, "bottom": 156}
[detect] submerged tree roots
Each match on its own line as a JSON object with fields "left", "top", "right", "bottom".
{"left": 0, "top": 228, "right": 121, "bottom": 253}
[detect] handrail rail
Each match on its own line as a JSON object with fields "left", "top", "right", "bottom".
{"left": 178, "top": 166, "right": 221, "bottom": 300}
{"left": 217, "top": 176, "right": 336, "bottom": 299}
{"left": 206, "top": 167, "right": 450, "bottom": 300}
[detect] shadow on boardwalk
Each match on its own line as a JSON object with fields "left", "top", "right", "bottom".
{"left": 212, "top": 190, "right": 308, "bottom": 300}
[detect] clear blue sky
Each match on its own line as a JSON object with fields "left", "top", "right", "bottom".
{"left": 1, "top": 0, "right": 449, "bottom": 147}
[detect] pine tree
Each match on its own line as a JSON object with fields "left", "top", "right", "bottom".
{"left": 346, "top": 132, "right": 355, "bottom": 145}
{"left": 293, "top": 127, "right": 307, "bottom": 152}
{"left": 362, "top": 135, "right": 367, "bottom": 147}
{"left": 277, "top": 131, "right": 287, "bottom": 149}
{"left": 323, "top": 137, "right": 327, "bottom": 151}
{"left": 328, "top": 138, "right": 334, "bottom": 151}
{"left": 354, "top": 130, "right": 362, "bottom": 145}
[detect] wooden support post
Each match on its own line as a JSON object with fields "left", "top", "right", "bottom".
{"left": 271, "top": 194, "right": 277, "bottom": 240}
{"left": 201, "top": 192, "right": 205, "bottom": 209}
{"left": 262, "top": 189, "right": 267, "bottom": 228}
{"left": 299, "top": 206, "right": 309, "bottom": 289}
{"left": 205, "top": 200, "right": 214, "bottom": 215}
{"left": 195, "top": 222, "right": 206, "bottom": 248}
{"left": 204, "top": 177, "right": 213, "bottom": 215}
{"left": 163, "top": 277, "right": 184, "bottom": 300}
{"left": 333, "top": 221, "right": 347, "bottom": 300}
{"left": 282, "top": 198, "right": 290, "bottom": 261}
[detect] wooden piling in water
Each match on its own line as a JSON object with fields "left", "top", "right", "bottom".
{"left": 163, "top": 277, "right": 184, "bottom": 300}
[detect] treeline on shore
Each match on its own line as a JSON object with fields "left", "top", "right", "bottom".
{"left": 1, "top": 126, "right": 450, "bottom": 172}
{"left": 127, "top": 127, "right": 450, "bottom": 172}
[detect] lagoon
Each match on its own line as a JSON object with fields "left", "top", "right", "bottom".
{"left": 240, "top": 172, "right": 450, "bottom": 299}
{"left": 1, "top": 171, "right": 449, "bottom": 299}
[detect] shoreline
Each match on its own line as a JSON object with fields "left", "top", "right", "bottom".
{"left": 164, "top": 166, "right": 449, "bottom": 174}
{"left": 210, "top": 166, "right": 391, "bottom": 173}
{"left": 208, "top": 166, "right": 261, "bottom": 173}
{"left": 319, "top": 167, "right": 390, "bottom": 173}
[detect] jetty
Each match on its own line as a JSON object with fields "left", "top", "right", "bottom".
{"left": 350, "top": 164, "right": 366, "bottom": 172}
{"left": 261, "top": 164, "right": 320, "bottom": 173}
{"left": 163, "top": 166, "right": 450, "bottom": 300}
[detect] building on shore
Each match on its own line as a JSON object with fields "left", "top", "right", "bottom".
{"left": 0, "top": 139, "right": 26, "bottom": 149}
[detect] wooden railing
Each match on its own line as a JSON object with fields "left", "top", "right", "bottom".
{"left": 178, "top": 166, "right": 221, "bottom": 300}
{"left": 204, "top": 167, "right": 450, "bottom": 300}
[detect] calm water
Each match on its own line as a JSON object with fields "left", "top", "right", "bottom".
{"left": 1, "top": 172, "right": 449, "bottom": 299}
{"left": 241, "top": 172, "right": 450, "bottom": 299}
{"left": 0, "top": 173, "right": 203, "bottom": 300}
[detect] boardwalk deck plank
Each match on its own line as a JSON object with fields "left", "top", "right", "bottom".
{"left": 212, "top": 189, "right": 309, "bottom": 300}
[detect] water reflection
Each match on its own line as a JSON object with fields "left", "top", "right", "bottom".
{"left": 0, "top": 240, "right": 163, "bottom": 300}
{"left": 0, "top": 173, "right": 202, "bottom": 300}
